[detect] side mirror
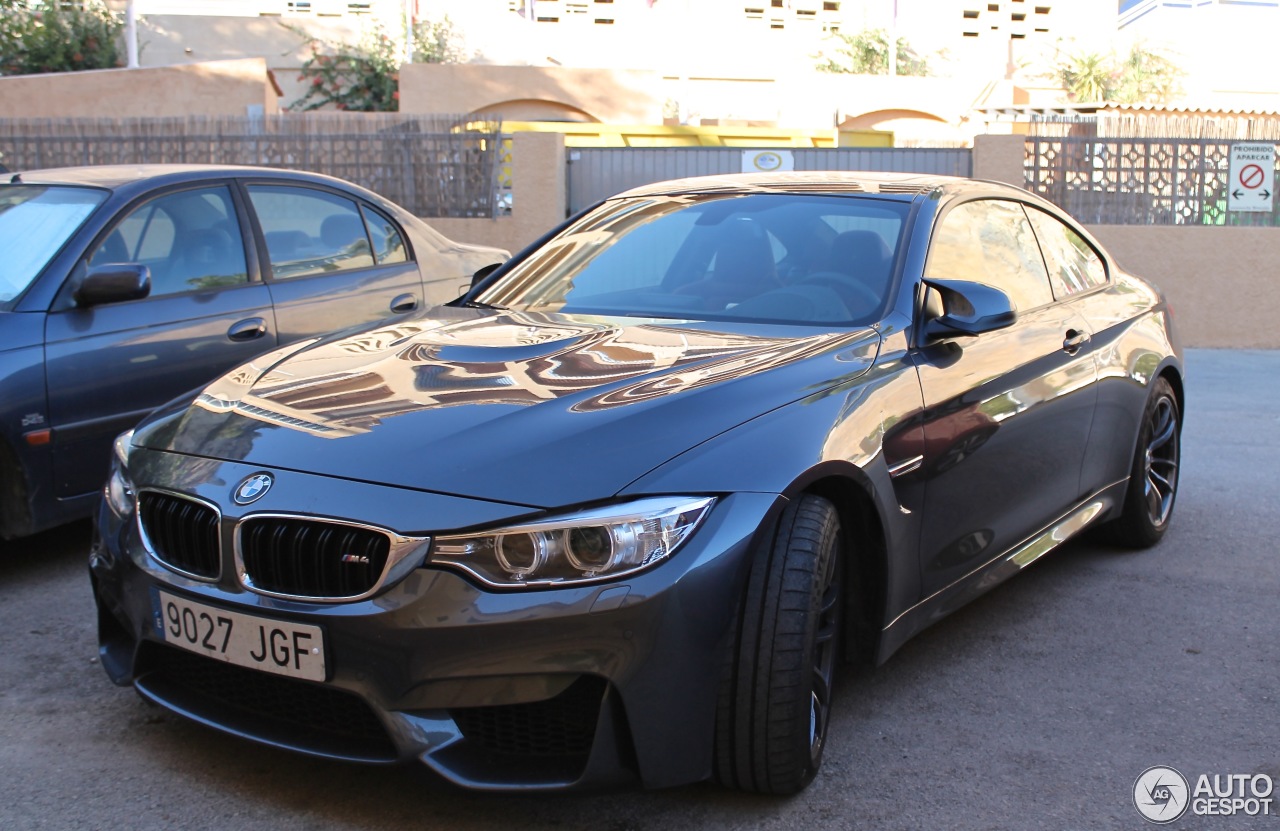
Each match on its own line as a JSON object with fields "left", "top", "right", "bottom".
{"left": 469, "top": 262, "right": 502, "bottom": 289}
{"left": 922, "top": 278, "right": 1017, "bottom": 341}
{"left": 75, "top": 264, "right": 151, "bottom": 307}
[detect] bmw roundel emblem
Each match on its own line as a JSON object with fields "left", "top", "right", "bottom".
{"left": 233, "top": 473, "right": 274, "bottom": 505}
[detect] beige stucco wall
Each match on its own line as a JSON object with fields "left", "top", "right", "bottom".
{"left": 1086, "top": 225, "right": 1276, "bottom": 349}
{"left": 427, "top": 132, "right": 567, "bottom": 256}
{"left": 399, "top": 64, "right": 663, "bottom": 124}
{"left": 399, "top": 63, "right": 984, "bottom": 143}
{"left": 0, "top": 58, "right": 279, "bottom": 118}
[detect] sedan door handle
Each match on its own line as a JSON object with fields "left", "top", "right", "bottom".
{"left": 390, "top": 293, "right": 419, "bottom": 314}
{"left": 1063, "top": 329, "right": 1090, "bottom": 354}
{"left": 227, "top": 317, "right": 267, "bottom": 342}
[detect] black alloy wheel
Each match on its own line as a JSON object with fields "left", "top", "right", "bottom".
{"left": 1109, "top": 376, "right": 1181, "bottom": 548}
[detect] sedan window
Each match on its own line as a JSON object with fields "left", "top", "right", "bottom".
{"left": 926, "top": 199, "right": 1054, "bottom": 313}
{"left": 248, "top": 186, "right": 376, "bottom": 279}
{"left": 360, "top": 204, "right": 408, "bottom": 265}
{"left": 0, "top": 185, "right": 106, "bottom": 306}
{"left": 87, "top": 186, "right": 248, "bottom": 297}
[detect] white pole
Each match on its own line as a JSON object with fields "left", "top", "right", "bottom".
{"left": 125, "top": 0, "right": 138, "bottom": 68}
{"left": 403, "top": 0, "right": 413, "bottom": 65}
{"left": 887, "top": 0, "right": 897, "bottom": 77}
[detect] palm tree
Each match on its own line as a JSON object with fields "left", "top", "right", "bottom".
{"left": 1060, "top": 51, "right": 1113, "bottom": 103}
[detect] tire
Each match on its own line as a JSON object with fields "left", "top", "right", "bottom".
{"left": 1107, "top": 376, "right": 1181, "bottom": 548}
{"left": 714, "top": 494, "right": 844, "bottom": 795}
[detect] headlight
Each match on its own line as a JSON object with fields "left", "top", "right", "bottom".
{"left": 430, "top": 496, "right": 716, "bottom": 588}
{"left": 104, "top": 429, "right": 136, "bottom": 517}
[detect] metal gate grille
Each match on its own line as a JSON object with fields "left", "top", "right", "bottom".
{"left": 566, "top": 147, "right": 972, "bottom": 213}
{"left": 1025, "top": 115, "right": 1280, "bottom": 226}
{"left": 1025, "top": 135, "right": 1280, "bottom": 226}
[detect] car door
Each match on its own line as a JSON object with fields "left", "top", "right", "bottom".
{"left": 1023, "top": 204, "right": 1132, "bottom": 497}
{"left": 44, "top": 183, "right": 276, "bottom": 499}
{"left": 912, "top": 198, "right": 1098, "bottom": 596}
{"left": 244, "top": 183, "right": 423, "bottom": 344}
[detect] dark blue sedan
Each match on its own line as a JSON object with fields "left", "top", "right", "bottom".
{"left": 0, "top": 165, "right": 506, "bottom": 540}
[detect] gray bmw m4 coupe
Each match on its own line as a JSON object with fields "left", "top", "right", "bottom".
{"left": 91, "top": 172, "right": 1183, "bottom": 794}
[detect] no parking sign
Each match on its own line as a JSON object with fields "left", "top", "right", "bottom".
{"left": 1227, "top": 143, "right": 1275, "bottom": 212}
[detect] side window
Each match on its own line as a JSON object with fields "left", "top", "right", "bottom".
{"left": 360, "top": 205, "right": 408, "bottom": 265}
{"left": 88, "top": 186, "right": 247, "bottom": 297}
{"left": 248, "top": 186, "right": 375, "bottom": 279}
{"left": 1025, "top": 206, "right": 1108, "bottom": 298}
{"left": 925, "top": 199, "right": 1053, "bottom": 313}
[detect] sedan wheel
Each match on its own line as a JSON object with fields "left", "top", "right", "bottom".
{"left": 715, "top": 494, "right": 844, "bottom": 794}
{"left": 1109, "top": 376, "right": 1181, "bottom": 548}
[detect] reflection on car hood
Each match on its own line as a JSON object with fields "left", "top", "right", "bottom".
{"left": 137, "top": 308, "right": 878, "bottom": 510}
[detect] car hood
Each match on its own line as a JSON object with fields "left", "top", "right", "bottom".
{"left": 136, "top": 308, "right": 879, "bottom": 509}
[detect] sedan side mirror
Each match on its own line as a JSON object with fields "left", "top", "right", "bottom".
{"left": 75, "top": 263, "right": 151, "bottom": 307}
{"left": 470, "top": 262, "right": 503, "bottom": 289}
{"left": 922, "top": 278, "right": 1017, "bottom": 342}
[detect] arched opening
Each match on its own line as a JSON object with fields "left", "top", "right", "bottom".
{"left": 470, "top": 99, "right": 600, "bottom": 123}
{"left": 840, "top": 109, "right": 966, "bottom": 146}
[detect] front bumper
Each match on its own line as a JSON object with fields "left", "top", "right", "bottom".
{"left": 90, "top": 452, "right": 780, "bottom": 791}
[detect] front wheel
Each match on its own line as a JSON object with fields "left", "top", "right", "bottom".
{"left": 714, "top": 494, "right": 844, "bottom": 794}
{"left": 1107, "top": 376, "right": 1181, "bottom": 548}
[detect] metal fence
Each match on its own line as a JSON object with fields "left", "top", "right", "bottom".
{"left": 0, "top": 114, "right": 505, "bottom": 218}
{"left": 1026, "top": 133, "right": 1280, "bottom": 226}
{"left": 566, "top": 147, "right": 973, "bottom": 213}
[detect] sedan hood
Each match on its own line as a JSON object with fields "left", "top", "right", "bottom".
{"left": 137, "top": 308, "right": 878, "bottom": 510}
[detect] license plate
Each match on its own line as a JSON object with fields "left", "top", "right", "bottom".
{"left": 152, "top": 589, "right": 326, "bottom": 682}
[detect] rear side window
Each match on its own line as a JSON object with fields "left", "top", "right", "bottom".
{"left": 1025, "top": 206, "right": 1108, "bottom": 297}
{"left": 361, "top": 204, "right": 408, "bottom": 265}
{"left": 248, "top": 186, "right": 375, "bottom": 279}
{"left": 925, "top": 199, "right": 1054, "bottom": 313}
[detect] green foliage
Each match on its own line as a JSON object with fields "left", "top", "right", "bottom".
{"left": 0, "top": 0, "right": 122, "bottom": 76}
{"left": 1113, "top": 45, "right": 1183, "bottom": 105}
{"left": 292, "top": 25, "right": 401, "bottom": 112}
{"left": 291, "top": 16, "right": 466, "bottom": 113}
{"left": 411, "top": 15, "right": 468, "bottom": 65}
{"left": 1057, "top": 44, "right": 1183, "bottom": 105}
{"left": 1059, "top": 51, "right": 1112, "bottom": 104}
{"left": 816, "top": 29, "right": 929, "bottom": 77}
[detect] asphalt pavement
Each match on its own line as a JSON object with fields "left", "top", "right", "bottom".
{"left": 1, "top": 348, "right": 1277, "bottom": 831}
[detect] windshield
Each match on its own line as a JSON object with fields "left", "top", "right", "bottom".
{"left": 0, "top": 185, "right": 107, "bottom": 306}
{"left": 476, "top": 193, "right": 910, "bottom": 326}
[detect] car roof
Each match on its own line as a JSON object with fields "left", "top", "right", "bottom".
{"left": 612, "top": 171, "right": 1006, "bottom": 201}
{"left": 2, "top": 164, "right": 345, "bottom": 190}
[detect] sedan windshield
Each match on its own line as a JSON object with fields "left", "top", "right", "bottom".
{"left": 0, "top": 185, "right": 107, "bottom": 306}
{"left": 476, "top": 193, "right": 910, "bottom": 326}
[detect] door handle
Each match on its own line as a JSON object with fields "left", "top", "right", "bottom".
{"left": 390, "top": 293, "right": 419, "bottom": 314}
{"left": 1063, "top": 329, "right": 1090, "bottom": 354}
{"left": 227, "top": 317, "right": 267, "bottom": 342}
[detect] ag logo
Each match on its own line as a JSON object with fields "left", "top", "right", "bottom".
{"left": 1134, "top": 765, "right": 1190, "bottom": 824}
{"left": 233, "top": 473, "right": 274, "bottom": 505}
